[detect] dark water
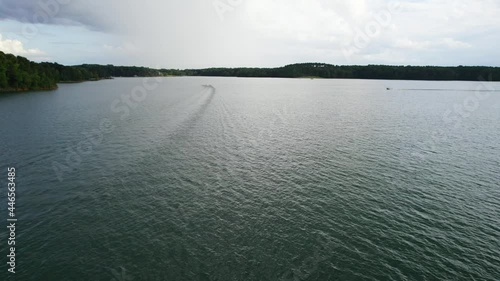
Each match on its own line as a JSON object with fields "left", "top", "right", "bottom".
{"left": 1, "top": 77, "right": 499, "bottom": 281}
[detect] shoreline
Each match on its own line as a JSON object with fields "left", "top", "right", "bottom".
{"left": 2, "top": 75, "right": 498, "bottom": 94}
{"left": 0, "top": 85, "right": 58, "bottom": 93}
{"left": 0, "top": 77, "right": 115, "bottom": 93}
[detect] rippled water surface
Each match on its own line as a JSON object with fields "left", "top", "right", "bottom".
{"left": 1, "top": 77, "right": 499, "bottom": 280}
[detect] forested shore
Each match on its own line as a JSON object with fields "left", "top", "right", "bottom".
{"left": 0, "top": 51, "right": 161, "bottom": 92}
{"left": 1, "top": 51, "right": 499, "bottom": 92}
{"left": 185, "top": 63, "right": 500, "bottom": 81}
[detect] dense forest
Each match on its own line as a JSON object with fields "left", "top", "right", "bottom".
{"left": 2, "top": 51, "right": 500, "bottom": 92}
{"left": 1, "top": 51, "right": 59, "bottom": 91}
{"left": 0, "top": 51, "right": 164, "bottom": 92}
{"left": 185, "top": 63, "right": 500, "bottom": 81}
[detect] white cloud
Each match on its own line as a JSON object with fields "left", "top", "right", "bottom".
{"left": 0, "top": 34, "right": 44, "bottom": 56}
{"left": 441, "top": 38, "right": 471, "bottom": 49}
{"left": 103, "top": 42, "right": 137, "bottom": 54}
{"left": 245, "top": 0, "right": 353, "bottom": 42}
{"left": 2, "top": 0, "right": 500, "bottom": 66}
{"left": 394, "top": 38, "right": 471, "bottom": 50}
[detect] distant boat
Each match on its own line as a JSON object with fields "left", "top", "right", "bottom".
{"left": 386, "top": 87, "right": 391, "bottom": 90}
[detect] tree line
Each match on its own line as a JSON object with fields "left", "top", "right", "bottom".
{"left": 0, "top": 51, "right": 164, "bottom": 92}
{"left": 185, "top": 63, "right": 500, "bottom": 81}
{"left": 2, "top": 51, "right": 500, "bottom": 92}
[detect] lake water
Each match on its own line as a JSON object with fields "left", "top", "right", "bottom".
{"left": 0, "top": 77, "right": 499, "bottom": 280}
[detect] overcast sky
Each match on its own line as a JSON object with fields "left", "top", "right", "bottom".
{"left": 0, "top": 0, "right": 499, "bottom": 68}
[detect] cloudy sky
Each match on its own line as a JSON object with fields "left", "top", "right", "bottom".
{"left": 0, "top": 0, "right": 499, "bottom": 68}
